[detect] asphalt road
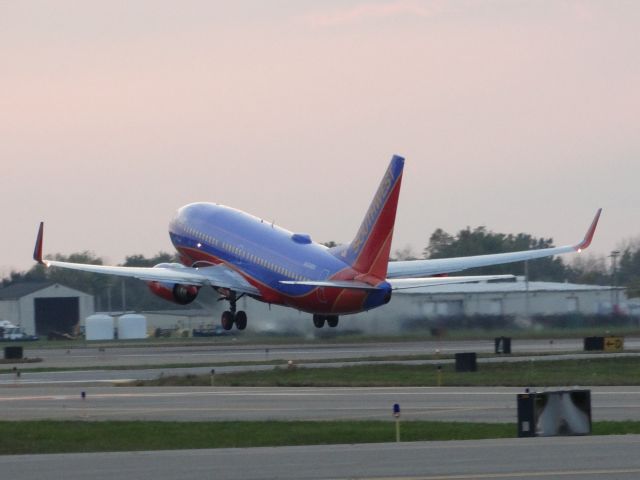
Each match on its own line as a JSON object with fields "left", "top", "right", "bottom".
{"left": 2, "top": 386, "right": 640, "bottom": 422}
{"left": 3, "top": 435, "right": 640, "bottom": 480}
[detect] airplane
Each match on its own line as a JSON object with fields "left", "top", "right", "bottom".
{"left": 33, "top": 155, "right": 601, "bottom": 330}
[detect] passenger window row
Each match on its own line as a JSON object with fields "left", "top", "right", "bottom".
{"left": 182, "top": 225, "right": 308, "bottom": 282}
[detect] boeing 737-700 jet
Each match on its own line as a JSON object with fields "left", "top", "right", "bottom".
{"left": 33, "top": 155, "right": 601, "bottom": 330}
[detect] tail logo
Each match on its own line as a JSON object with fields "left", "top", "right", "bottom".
{"left": 350, "top": 167, "right": 395, "bottom": 256}
{"left": 336, "top": 155, "right": 405, "bottom": 280}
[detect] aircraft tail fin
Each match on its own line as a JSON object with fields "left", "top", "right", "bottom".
{"left": 337, "top": 155, "right": 404, "bottom": 280}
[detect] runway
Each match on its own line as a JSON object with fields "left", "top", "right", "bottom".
{"left": 1, "top": 337, "right": 640, "bottom": 422}
{"left": 3, "top": 435, "right": 640, "bottom": 480}
{"left": 15, "top": 337, "right": 629, "bottom": 369}
{"left": 2, "top": 339, "right": 640, "bottom": 479}
{"left": 2, "top": 386, "right": 640, "bottom": 422}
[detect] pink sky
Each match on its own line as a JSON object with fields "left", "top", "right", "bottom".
{"left": 2, "top": 1, "right": 639, "bottom": 276}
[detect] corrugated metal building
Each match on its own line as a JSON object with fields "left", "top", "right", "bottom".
{"left": 0, "top": 282, "right": 95, "bottom": 336}
{"left": 198, "top": 278, "right": 625, "bottom": 334}
{"left": 388, "top": 278, "right": 625, "bottom": 318}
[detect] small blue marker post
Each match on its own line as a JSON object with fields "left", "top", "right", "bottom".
{"left": 393, "top": 403, "right": 401, "bottom": 442}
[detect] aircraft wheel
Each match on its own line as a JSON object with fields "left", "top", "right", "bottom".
{"left": 326, "top": 316, "right": 339, "bottom": 328}
{"left": 235, "top": 311, "right": 248, "bottom": 330}
{"left": 312, "top": 314, "right": 325, "bottom": 328}
{"left": 221, "top": 311, "right": 234, "bottom": 331}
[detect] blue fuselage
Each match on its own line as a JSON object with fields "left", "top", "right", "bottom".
{"left": 168, "top": 203, "right": 391, "bottom": 315}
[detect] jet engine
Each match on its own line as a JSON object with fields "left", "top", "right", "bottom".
{"left": 147, "top": 281, "right": 200, "bottom": 305}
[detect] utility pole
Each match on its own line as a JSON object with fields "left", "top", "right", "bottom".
{"left": 121, "top": 278, "right": 126, "bottom": 313}
{"left": 610, "top": 250, "right": 620, "bottom": 314}
{"left": 524, "top": 260, "right": 530, "bottom": 320}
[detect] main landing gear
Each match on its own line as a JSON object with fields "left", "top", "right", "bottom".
{"left": 219, "top": 290, "right": 248, "bottom": 331}
{"left": 312, "top": 314, "right": 339, "bottom": 328}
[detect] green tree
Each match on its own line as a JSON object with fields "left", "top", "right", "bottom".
{"left": 391, "top": 245, "right": 419, "bottom": 261}
{"left": 617, "top": 244, "right": 640, "bottom": 297}
{"left": 423, "top": 226, "right": 567, "bottom": 281}
{"left": 565, "top": 253, "right": 610, "bottom": 286}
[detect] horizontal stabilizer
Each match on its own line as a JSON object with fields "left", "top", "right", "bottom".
{"left": 388, "top": 275, "right": 515, "bottom": 290}
{"left": 279, "top": 280, "right": 382, "bottom": 291}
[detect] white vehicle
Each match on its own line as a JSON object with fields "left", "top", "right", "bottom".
{"left": 0, "top": 320, "right": 36, "bottom": 341}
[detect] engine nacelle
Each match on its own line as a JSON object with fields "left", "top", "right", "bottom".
{"left": 147, "top": 281, "right": 200, "bottom": 305}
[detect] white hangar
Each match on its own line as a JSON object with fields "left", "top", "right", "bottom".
{"left": 0, "top": 282, "right": 95, "bottom": 336}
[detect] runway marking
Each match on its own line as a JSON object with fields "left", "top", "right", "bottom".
{"left": 367, "top": 468, "right": 640, "bottom": 479}
{"left": 28, "top": 406, "right": 387, "bottom": 414}
{"left": 0, "top": 390, "right": 521, "bottom": 402}
{"left": 64, "top": 347, "right": 439, "bottom": 359}
{"left": 411, "top": 406, "right": 508, "bottom": 415}
{"left": 5, "top": 387, "right": 640, "bottom": 402}
{"left": 0, "top": 380, "right": 135, "bottom": 386}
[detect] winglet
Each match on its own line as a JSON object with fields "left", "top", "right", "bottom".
{"left": 575, "top": 208, "right": 602, "bottom": 252}
{"left": 33, "top": 222, "right": 45, "bottom": 264}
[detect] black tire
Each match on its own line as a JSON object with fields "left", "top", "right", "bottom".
{"left": 221, "top": 311, "right": 234, "bottom": 330}
{"left": 326, "top": 316, "right": 339, "bottom": 328}
{"left": 235, "top": 311, "right": 248, "bottom": 330}
{"left": 312, "top": 314, "right": 325, "bottom": 328}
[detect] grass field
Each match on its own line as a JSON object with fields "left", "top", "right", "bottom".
{"left": 131, "top": 356, "right": 640, "bottom": 387}
{"left": 1, "top": 420, "right": 638, "bottom": 455}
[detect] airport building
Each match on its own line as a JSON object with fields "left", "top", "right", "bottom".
{"left": 0, "top": 282, "right": 95, "bottom": 336}
{"left": 0, "top": 279, "right": 628, "bottom": 337}
{"left": 205, "top": 277, "right": 628, "bottom": 335}
{"left": 344, "top": 278, "right": 627, "bottom": 333}
{"left": 385, "top": 277, "right": 625, "bottom": 318}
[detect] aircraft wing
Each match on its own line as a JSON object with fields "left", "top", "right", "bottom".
{"left": 33, "top": 223, "right": 260, "bottom": 296}
{"left": 387, "top": 209, "right": 601, "bottom": 279}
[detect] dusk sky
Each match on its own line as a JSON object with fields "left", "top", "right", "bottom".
{"left": 2, "top": 1, "right": 639, "bottom": 277}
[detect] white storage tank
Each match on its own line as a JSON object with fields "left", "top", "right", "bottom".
{"left": 85, "top": 314, "right": 115, "bottom": 341}
{"left": 117, "top": 314, "right": 147, "bottom": 339}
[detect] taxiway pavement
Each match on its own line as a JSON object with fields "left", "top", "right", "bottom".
{"left": 1, "top": 386, "right": 640, "bottom": 422}
{"left": 3, "top": 435, "right": 640, "bottom": 480}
